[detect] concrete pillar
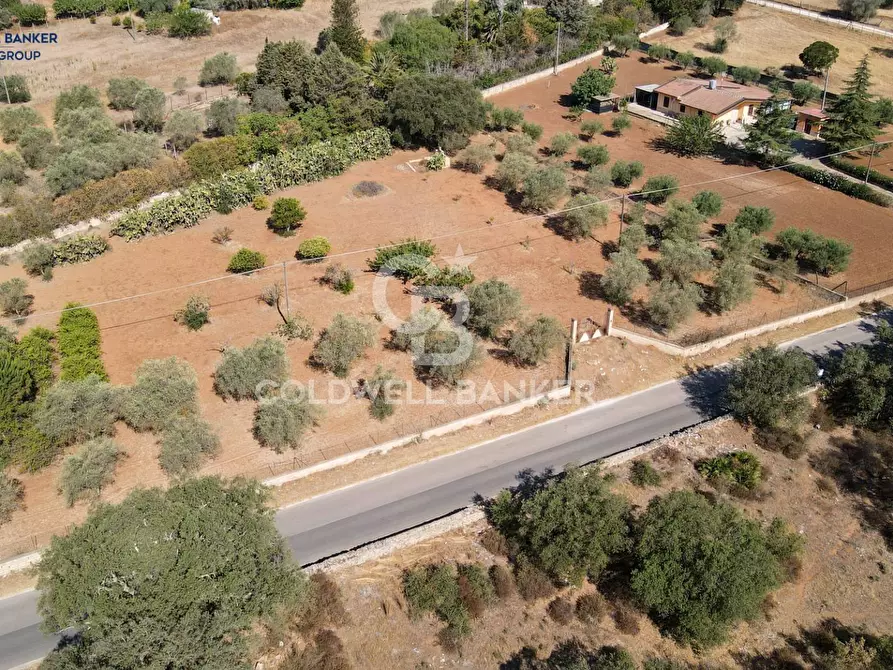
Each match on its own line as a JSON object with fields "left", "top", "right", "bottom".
{"left": 570, "top": 318, "right": 578, "bottom": 345}
{"left": 605, "top": 308, "right": 615, "bottom": 336}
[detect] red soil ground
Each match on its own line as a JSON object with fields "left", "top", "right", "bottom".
{"left": 1, "top": 55, "right": 890, "bottom": 560}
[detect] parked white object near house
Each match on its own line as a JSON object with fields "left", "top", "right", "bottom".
{"left": 191, "top": 8, "right": 220, "bottom": 25}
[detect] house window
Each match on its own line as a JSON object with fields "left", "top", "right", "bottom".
{"left": 680, "top": 104, "right": 686, "bottom": 113}
{"left": 663, "top": 95, "right": 670, "bottom": 107}
{"left": 697, "top": 110, "right": 703, "bottom": 117}
{"left": 747, "top": 105, "right": 754, "bottom": 116}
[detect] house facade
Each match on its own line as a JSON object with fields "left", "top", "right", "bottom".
{"left": 646, "top": 78, "right": 772, "bottom": 125}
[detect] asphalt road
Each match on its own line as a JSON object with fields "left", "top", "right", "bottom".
{"left": 0, "top": 314, "right": 882, "bottom": 669}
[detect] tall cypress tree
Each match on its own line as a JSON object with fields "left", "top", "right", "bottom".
{"left": 822, "top": 55, "right": 879, "bottom": 151}
{"left": 743, "top": 96, "right": 797, "bottom": 165}
{"left": 330, "top": 0, "right": 365, "bottom": 63}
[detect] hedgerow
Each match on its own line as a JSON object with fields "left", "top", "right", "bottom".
{"left": 52, "top": 235, "right": 110, "bottom": 265}
{"left": 111, "top": 128, "right": 392, "bottom": 241}
{"left": 785, "top": 163, "right": 892, "bottom": 207}
{"left": 823, "top": 155, "right": 893, "bottom": 194}
{"left": 57, "top": 302, "right": 107, "bottom": 381}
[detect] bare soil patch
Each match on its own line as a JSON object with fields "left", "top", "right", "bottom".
{"left": 260, "top": 419, "right": 893, "bottom": 669}
{"left": 657, "top": 5, "right": 893, "bottom": 94}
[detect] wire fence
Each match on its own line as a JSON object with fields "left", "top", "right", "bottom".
{"left": 745, "top": 0, "right": 893, "bottom": 36}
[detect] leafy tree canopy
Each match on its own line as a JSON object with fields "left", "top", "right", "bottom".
{"left": 37, "top": 477, "right": 305, "bottom": 669}
{"left": 822, "top": 55, "right": 879, "bottom": 151}
{"left": 799, "top": 40, "right": 839, "bottom": 72}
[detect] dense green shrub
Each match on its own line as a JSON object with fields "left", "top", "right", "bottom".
{"left": 661, "top": 200, "right": 704, "bottom": 243}
{"left": 664, "top": 114, "right": 724, "bottom": 156}
{"left": 521, "top": 121, "right": 543, "bottom": 141}
{"left": 365, "top": 366, "right": 404, "bottom": 420}
{"left": 34, "top": 374, "right": 120, "bottom": 446}
{"left": 0, "top": 472, "right": 23, "bottom": 524}
{"left": 382, "top": 14, "right": 458, "bottom": 71}
{"left": 601, "top": 250, "right": 648, "bottom": 305}
{"left": 642, "top": 174, "right": 679, "bottom": 204}
{"left": 214, "top": 336, "right": 288, "bottom": 401}
{"left": 0, "top": 106, "right": 43, "bottom": 143}
{"left": 173, "top": 295, "right": 210, "bottom": 331}
{"left": 486, "top": 106, "right": 524, "bottom": 131}
{"left": 53, "top": 0, "right": 105, "bottom": 18}
{"left": 580, "top": 119, "right": 604, "bottom": 139}
{"left": 167, "top": 2, "right": 212, "bottom": 38}
{"left": 0, "top": 151, "right": 26, "bottom": 185}
{"left": 107, "top": 77, "right": 148, "bottom": 111}
{"left": 611, "top": 113, "right": 632, "bottom": 134}
{"left": 454, "top": 144, "right": 494, "bottom": 174}
{"left": 785, "top": 162, "right": 892, "bottom": 207}
{"left": 182, "top": 135, "right": 256, "bottom": 181}
{"left": 16, "top": 327, "right": 56, "bottom": 393}
{"left": 584, "top": 167, "right": 611, "bottom": 194}
{"left": 268, "top": 197, "right": 306, "bottom": 236}
{"left": 824, "top": 155, "right": 893, "bottom": 193}
{"left": 726, "top": 344, "right": 816, "bottom": 429}
{"left": 1, "top": 75, "right": 31, "bottom": 103}
{"left": 310, "top": 313, "right": 376, "bottom": 378}
{"left": 54, "top": 85, "right": 102, "bottom": 123}
{"left": 17, "top": 126, "right": 56, "bottom": 170}
{"left": 297, "top": 236, "right": 331, "bottom": 260}
{"left": 113, "top": 128, "right": 391, "bottom": 240}
{"left": 367, "top": 238, "right": 437, "bottom": 280}
{"left": 322, "top": 263, "right": 354, "bottom": 294}
{"left": 21, "top": 242, "right": 55, "bottom": 280}
{"left": 207, "top": 97, "right": 249, "bottom": 137}
{"left": 775, "top": 227, "right": 852, "bottom": 275}
{"left": 610, "top": 160, "right": 644, "bottom": 187}
{"left": 571, "top": 67, "right": 616, "bottom": 105}
{"left": 691, "top": 190, "right": 723, "bottom": 217}
{"left": 548, "top": 131, "right": 577, "bottom": 157}
{"left": 576, "top": 592, "right": 607, "bottom": 624}
{"left": 227, "top": 248, "right": 267, "bottom": 274}
{"left": 253, "top": 395, "right": 321, "bottom": 452}
{"left": 504, "top": 133, "right": 536, "bottom": 155}
{"left": 630, "top": 459, "right": 662, "bottom": 487}
{"left": 411, "top": 325, "right": 482, "bottom": 388}
{"left": 467, "top": 278, "right": 522, "bottom": 339}
{"left": 159, "top": 415, "right": 220, "bottom": 477}
{"left": 403, "top": 563, "right": 471, "bottom": 639}
{"left": 657, "top": 238, "right": 711, "bottom": 282}
{"left": 52, "top": 235, "right": 110, "bottom": 265}
{"left": 697, "top": 451, "right": 762, "bottom": 491}
{"left": 509, "top": 315, "right": 565, "bottom": 366}
{"left": 560, "top": 194, "right": 608, "bottom": 240}
{"left": 0, "top": 278, "right": 33, "bottom": 318}
{"left": 199, "top": 52, "right": 238, "bottom": 86}
{"left": 522, "top": 166, "right": 568, "bottom": 212}
{"left": 576, "top": 143, "right": 610, "bottom": 168}
{"left": 59, "top": 437, "right": 121, "bottom": 507}
{"left": 488, "top": 465, "right": 630, "bottom": 585}
{"left": 387, "top": 74, "right": 487, "bottom": 151}
{"left": 164, "top": 110, "right": 204, "bottom": 151}
{"left": 133, "top": 86, "right": 166, "bottom": 131}
{"left": 632, "top": 490, "right": 801, "bottom": 646}
{"left": 647, "top": 279, "right": 703, "bottom": 330}
{"left": 57, "top": 303, "right": 107, "bottom": 381}
{"left": 122, "top": 357, "right": 198, "bottom": 432}
{"left": 493, "top": 152, "right": 536, "bottom": 192}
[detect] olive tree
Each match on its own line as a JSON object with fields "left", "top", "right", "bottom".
{"left": 466, "top": 278, "right": 523, "bottom": 339}
{"left": 601, "top": 250, "right": 648, "bottom": 305}
{"left": 310, "top": 314, "right": 377, "bottom": 378}
{"left": 508, "top": 316, "right": 566, "bottom": 366}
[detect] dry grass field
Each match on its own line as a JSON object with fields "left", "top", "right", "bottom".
{"left": 658, "top": 5, "right": 893, "bottom": 94}
{"left": 772, "top": 0, "right": 893, "bottom": 25}
{"left": 6, "top": 0, "right": 431, "bottom": 114}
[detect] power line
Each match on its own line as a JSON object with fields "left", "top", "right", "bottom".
{"left": 11, "top": 138, "right": 893, "bottom": 323}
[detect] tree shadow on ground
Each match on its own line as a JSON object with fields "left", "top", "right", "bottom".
{"left": 872, "top": 46, "right": 893, "bottom": 58}
{"left": 810, "top": 430, "right": 893, "bottom": 550}
{"left": 600, "top": 240, "right": 619, "bottom": 260}
{"left": 679, "top": 363, "right": 730, "bottom": 418}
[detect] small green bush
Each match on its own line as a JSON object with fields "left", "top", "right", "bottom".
{"left": 214, "top": 336, "right": 289, "bottom": 401}
{"left": 0, "top": 151, "right": 26, "bottom": 185}
{"left": 508, "top": 315, "right": 565, "bottom": 366}
{"left": 697, "top": 451, "right": 762, "bottom": 491}
{"left": 642, "top": 174, "right": 679, "bottom": 204}
{"left": 367, "top": 238, "right": 437, "bottom": 280}
{"left": 0, "top": 106, "right": 43, "bottom": 143}
{"left": 323, "top": 263, "right": 355, "bottom": 294}
{"left": 52, "top": 235, "right": 110, "bottom": 265}
{"left": 647, "top": 279, "right": 703, "bottom": 330}
{"left": 168, "top": 3, "right": 212, "bottom": 38}
{"left": 610, "top": 160, "right": 644, "bottom": 187}
{"left": 494, "top": 151, "right": 536, "bottom": 192}
{"left": 0, "top": 75, "right": 30, "bottom": 104}
{"left": 227, "top": 248, "right": 267, "bottom": 274}
{"left": 199, "top": 52, "right": 238, "bottom": 87}
{"left": 691, "top": 190, "right": 723, "bottom": 217}
{"left": 59, "top": 437, "right": 121, "bottom": 507}
{"left": 21, "top": 242, "right": 55, "bottom": 281}
{"left": 611, "top": 113, "right": 632, "bottom": 134}
{"left": 521, "top": 121, "right": 543, "bottom": 141}
{"left": 57, "top": 303, "right": 107, "bottom": 381}
{"left": 268, "top": 197, "right": 306, "bottom": 236}
{"left": 122, "top": 357, "right": 198, "bottom": 432}
{"left": 561, "top": 194, "right": 609, "bottom": 240}
{"left": 276, "top": 314, "right": 313, "bottom": 342}
{"left": 630, "top": 460, "right": 662, "bottom": 487}
{"left": 504, "top": 133, "right": 537, "bottom": 155}
{"left": 403, "top": 563, "right": 472, "bottom": 638}
{"left": 514, "top": 557, "right": 556, "bottom": 602}
{"left": 734, "top": 205, "right": 774, "bottom": 235}
{"left": 365, "top": 366, "right": 405, "bottom": 420}
{"left": 576, "top": 592, "right": 607, "bottom": 624}
{"left": 107, "top": 77, "right": 148, "bottom": 111}
{"left": 700, "top": 56, "right": 728, "bottom": 76}
{"left": 467, "top": 278, "right": 523, "bottom": 339}
{"left": 454, "top": 144, "right": 494, "bottom": 174}
{"left": 0, "top": 472, "right": 24, "bottom": 525}
{"left": 297, "top": 236, "right": 331, "bottom": 261}
{"left": 522, "top": 166, "right": 568, "bottom": 212}
{"left": 310, "top": 314, "right": 376, "bottom": 378}
{"left": 584, "top": 167, "right": 611, "bottom": 194}
{"left": 576, "top": 143, "right": 610, "bottom": 168}
{"left": 17, "top": 126, "right": 55, "bottom": 170}
{"left": 252, "top": 195, "right": 269, "bottom": 210}
{"left": 0, "top": 278, "right": 33, "bottom": 318}
{"left": 16, "top": 327, "right": 55, "bottom": 393}
{"left": 159, "top": 415, "right": 220, "bottom": 477}
{"left": 487, "top": 106, "right": 524, "bottom": 131}
{"left": 174, "top": 295, "right": 210, "bottom": 331}
{"left": 34, "top": 374, "right": 120, "bottom": 447}
{"left": 253, "top": 395, "right": 321, "bottom": 452}
{"left": 549, "top": 132, "right": 577, "bottom": 157}
{"left": 580, "top": 119, "right": 604, "bottom": 139}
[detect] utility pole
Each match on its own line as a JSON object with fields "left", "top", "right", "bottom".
{"left": 0, "top": 63, "right": 9, "bottom": 105}
{"left": 553, "top": 22, "right": 562, "bottom": 75}
{"left": 821, "top": 66, "right": 830, "bottom": 111}
{"left": 464, "top": 0, "right": 469, "bottom": 41}
{"left": 282, "top": 262, "right": 291, "bottom": 318}
{"left": 866, "top": 142, "right": 877, "bottom": 183}
{"left": 619, "top": 194, "right": 625, "bottom": 237}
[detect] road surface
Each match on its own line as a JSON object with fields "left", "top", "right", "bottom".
{"left": 0, "top": 313, "right": 883, "bottom": 669}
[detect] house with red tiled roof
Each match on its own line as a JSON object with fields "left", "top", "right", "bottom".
{"left": 649, "top": 77, "right": 772, "bottom": 125}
